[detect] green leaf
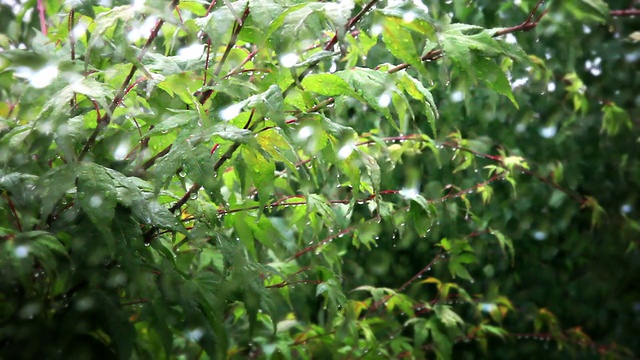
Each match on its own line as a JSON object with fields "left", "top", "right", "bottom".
{"left": 474, "top": 56, "right": 518, "bottom": 108}
{"left": 377, "top": 1, "right": 434, "bottom": 36}
{"left": 195, "top": 0, "right": 248, "bottom": 47}
{"left": 210, "top": 123, "right": 253, "bottom": 143}
{"left": 41, "top": 77, "right": 114, "bottom": 118}
{"left": 440, "top": 24, "right": 509, "bottom": 80}
{"left": 76, "top": 163, "right": 118, "bottom": 233}
{"left": 152, "top": 132, "right": 204, "bottom": 189}
{"left": 434, "top": 304, "right": 464, "bottom": 328}
{"left": 144, "top": 109, "right": 200, "bottom": 137}
{"left": 95, "top": 290, "right": 136, "bottom": 359}
{"left": 267, "top": 0, "right": 354, "bottom": 40}
{"left": 480, "top": 324, "right": 508, "bottom": 339}
{"left": 490, "top": 229, "right": 515, "bottom": 265}
{"left": 382, "top": 17, "right": 422, "bottom": 71}
{"left": 88, "top": 5, "right": 136, "bottom": 48}
{"left": 602, "top": 102, "right": 632, "bottom": 136}
{"left": 564, "top": 0, "right": 611, "bottom": 23}
{"left": 336, "top": 68, "right": 395, "bottom": 128}
{"left": 249, "top": 0, "right": 283, "bottom": 28}
{"left": 307, "top": 193, "right": 337, "bottom": 225}
{"left": 399, "top": 188, "right": 430, "bottom": 214}
{"left": 427, "top": 318, "right": 453, "bottom": 359}
{"left": 396, "top": 72, "right": 438, "bottom": 135}
{"left": 301, "top": 73, "right": 360, "bottom": 98}
{"left": 241, "top": 146, "right": 275, "bottom": 205}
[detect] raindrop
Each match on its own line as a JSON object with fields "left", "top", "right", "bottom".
{"left": 178, "top": 43, "right": 206, "bottom": 60}
{"left": 511, "top": 77, "right": 529, "bottom": 89}
{"left": 14, "top": 64, "right": 59, "bottom": 89}
{"left": 185, "top": 328, "right": 204, "bottom": 342}
{"left": 114, "top": 142, "right": 129, "bottom": 160}
{"left": 19, "top": 303, "right": 41, "bottom": 319}
{"left": 297, "top": 126, "right": 313, "bottom": 141}
{"left": 402, "top": 11, "right": 416, "bottom": 22}
{"left": 621, "top": 204, "right": 632, "bottom": 214}
{"left": 450, "top": 91, "right": 464, "bottom": 103}
{"left": 127, "top": 16, "right": 157, "bottom": 42}
{"left": 220, "top": 103, "right": 243, "bottom": 121}
{"left": 533, "top": 231, "right": 546, "bottom": 241}
{"left": 280, "top": 53, "right": 299, "bottom": 68}
{"left": 72, "top": 22, "right": 87, "bottom": 38}
{"left": 539, "top": 126, "right": 557, "bottom": 138}
{"left": 337, "top": 144, "right": 354, "bottom": 159}
{"left": 377, "top": 92, "right": 392, "bottom": 108}
{"left": 89, "top": 195, "right": 103, "bottom": 208}
{"left": 370, "top": 24, "right": 383, "bottom": 36}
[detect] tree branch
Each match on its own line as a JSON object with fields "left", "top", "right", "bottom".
{"left": 610, "top": 8, "right": 640, "bottom": 17}
{"left": 78, "top": 0, "right": 179, "bottom": 161}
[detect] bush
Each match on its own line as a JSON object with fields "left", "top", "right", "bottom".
{"left": 0, "top": 0, "right": 638, "bottom": 358}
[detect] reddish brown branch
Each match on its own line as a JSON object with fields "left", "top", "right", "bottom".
{"left": 442, "top": 141, "right": 586, "bottom": 204}
{"left": 324, "top": 0, "right": 380, "bottom": 51}
{"left": 68, "top": 10, "right": 75, "bottom": 61}
{"left": 364, "top": 252, "right": 443, "bottom": 317}
{"left": 168, "top": 110, "right": 255, "bottom": 214}
{"left": 199, "top": 6, "right": 251, "bottom": 104}
{"left": 4, "top": 193, "right": 22, "bottom": 232}
{"left": 78, "top": 0, "right": 179, "bottom": 160}
{"left": 37, "top": 0, "right": 47, "bottom": 35}
{"left": 388, "top": 0, "right": 547, "bottom": 74}
{"left": 494, "top": 0, "right": 547, "bottom": 36}
{"left": 204, "top": 39, "right": 212, "bottom": 86}
{"left": 610, "top": 8, "right": 640, "bottom": 16}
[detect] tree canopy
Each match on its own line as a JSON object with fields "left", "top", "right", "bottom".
{"left": 0, "top": 0, "right": 639, "bottom": 358}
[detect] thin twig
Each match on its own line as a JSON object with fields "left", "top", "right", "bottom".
{"left": 4, "top": 193, "right": 22, "bottom": 232}
{"left": 388, "top": 1, "right": 548, "bottom": 74}
{"left": 610, "top": 8, "right": 640, "bottom": 16}
{"left": 283, "top": 0, "right": 381, "bottom": 96}
{"left": 69, "top": 10, "right": 75, "bottom": 60}
{"left": 37, "top": 0, "right": 47, "bottom": 35}
{"left": 363, "top": 252, "right": 443, "bottom": 317}
{"left": 199, "top": 6, "right": 251, "bottom": 104}
{"left": 78, "top": 0, "right": 179, "bottom": 160}
{"left": 167, "top": 110, "right": 255, "bottom": 214}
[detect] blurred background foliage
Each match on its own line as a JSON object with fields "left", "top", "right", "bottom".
{"left": 0, "top": 0, "right": 639, "bottom": 359}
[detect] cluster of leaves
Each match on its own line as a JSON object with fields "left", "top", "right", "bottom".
{"left": 0, "top": 0, "right": 638, "bottom": 359}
